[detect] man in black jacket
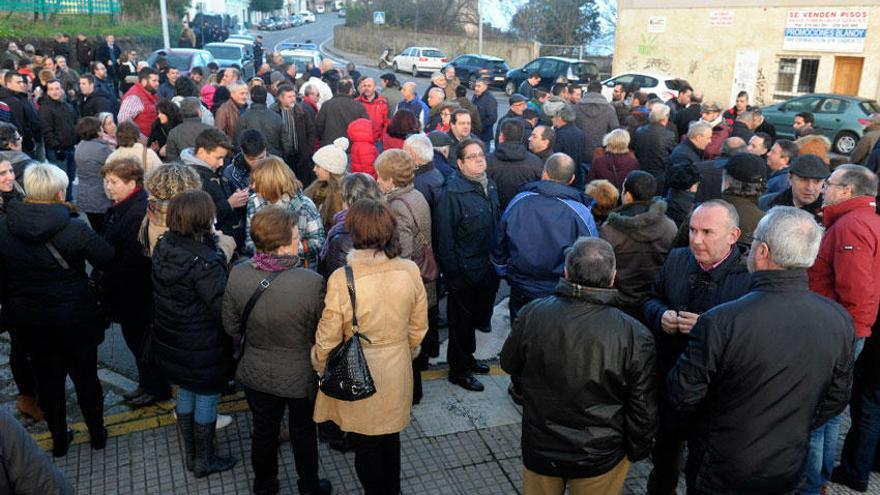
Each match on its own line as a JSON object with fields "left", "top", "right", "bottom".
{"left": 166, "top": 97, "right": 212, "bottom": 162}
{"left": 668, "top": 206, "right": 855, "bottom": 495}
{"left": 78, "top": 74, "right": 115, "bottom": 117}
{"left": 472, "top": 78, "right": 498, "bottom": 146}
{"left": 486, "top": 118, "right": 542, "bottom": 210}
{"left": 315, "top": 78, "right": 367, "bottom": 146}
{"left": 435, "top": 138, "right": 500, "bottom": 392}
{"left": 275, "top": 84, "right": 317, "bottom": 186}
{"left": 634, "top": 104, "right": 677, "bottom": 187}
{"left": 0, "top": 71, "right": 40, "bottom": 155}
{"left": 642, "top": 199, "right": 752, "bottom": 494}
{"left": 39, "top": 79, "right": 79, "bottom": 200}
{"left": 551, "top": 104, "right": 588, "bottom": 188}
{"left": 501, "top": 236, "right": 656, "bottom": 493}
{"left": 237, "top": 86, "right": 282, "bottom": 156}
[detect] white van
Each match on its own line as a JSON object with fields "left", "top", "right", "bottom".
{"left": 315, "top": 3, "right": 325, "bottom": 14}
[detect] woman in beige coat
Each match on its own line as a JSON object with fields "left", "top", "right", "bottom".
{"left": 375, "top": 149, "right": 437, "bottom": 405}
{"left": 312, "top": 198, "right": 428, "bottom": 495}
{"left": 106, "top": 121, "right": 162, "bottom": 175}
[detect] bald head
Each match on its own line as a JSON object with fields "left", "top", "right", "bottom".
{"left": 542, "top": 153, "right": 576, "bottom": 185}
{"left": 402, "top": 81, "right": 417, "bottom": 100}
{"left": 320, "top": 59, "right": 333, "bottom": 73}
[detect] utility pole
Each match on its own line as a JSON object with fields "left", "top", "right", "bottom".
{"left": 159, "top": 0, "right": 171, "bottom": 49}
{"left": 477, "top": 0, "right": 482, "bottom": 55}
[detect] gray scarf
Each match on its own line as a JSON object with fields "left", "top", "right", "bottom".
{"left": 464, "top": 172, "right": 489, "bottom": 195}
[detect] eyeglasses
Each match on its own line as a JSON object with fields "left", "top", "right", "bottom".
{"left": 462, "top": 152, "right": 485, "bottom": 161}
{"left": 824, "top": 179, "right": 846, "bottom": 189}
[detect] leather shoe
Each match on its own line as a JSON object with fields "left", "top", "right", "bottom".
{"left": 449, "top": 373, "right": 484, "bottom": 392}
{"left": 122, "top": 387, "right": 144, "bottom": 400}
{"left": 90, "top": 426, "right": 108, "bottom": 450}
{"left": 471, "top": 362, "right": 490, "bottom": 374}
{"left": 475, "top": 324, "right": 491, "bottom": 333}
{"left": 126, "top": 393, "right": 162, "bottom": 409}
{"left": 830, "top": 466, "right": 868, "bottom": 492}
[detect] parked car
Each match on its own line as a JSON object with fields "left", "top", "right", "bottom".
{"left": 444, "top": 54, "right": 509, "bottom": 89}
{"left": 271, "top": 16, "right": 290, "bottom": 29}
{"left": 315, "top": 3, "right": 325, "bottom": 14}
{"left": 257, "top": 18, "right": 276, "bottom": 31}
{"left": 600, "top": 72, "right": 688, "bottom": 102}
{"left": 204, "top": 42, "right": 255, "bottom": 79}
{"left": 392, "top": 47, "right": 448, "bottom": 78}
{"left": 505, "top": 56, "right": 599, "bottom": 96}
{"left": 299, "top": 10, "right": 316, "bottom": 23}
{"left": 761, "top": 93, "right": 880, "bottom": 154}
{"left": 338, "top": 8, "right": 346, "bottom": 17}
{"left": 226, "top": 33, "right": 256, "bottom": 44}
{"left": 277, "top": 42, "right": 324, "bottom": 73}
{"left": 290, "top": 14, "right": 305, "bottom": 26}
{"left": 146, "top": 49, "right": 215, "bottom": 77}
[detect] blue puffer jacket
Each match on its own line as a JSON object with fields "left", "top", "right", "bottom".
{"left": 434, "top": 172, "right": 500, "bottom": 288}
{"left": 491, "top": 180, "right": 597, "bottom": 300}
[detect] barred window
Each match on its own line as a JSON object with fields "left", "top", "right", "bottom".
{"left": 774, "top": 57, "right": 819, "bottom": 100}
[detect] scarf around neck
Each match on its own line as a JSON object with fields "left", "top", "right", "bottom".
{"left": 464, "top": 172, "right": 489, "bottom": 195}
{"left": 251, "top": 251, "right": 299, "bottom": 272}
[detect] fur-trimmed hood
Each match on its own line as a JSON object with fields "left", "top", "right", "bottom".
{"left": 605, "top": 199, "right": 672, "bottom": 242}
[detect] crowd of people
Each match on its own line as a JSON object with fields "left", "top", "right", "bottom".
{"left": 1, "top": 31, "right": 880, "bottom": 495}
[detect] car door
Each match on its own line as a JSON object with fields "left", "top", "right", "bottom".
{"left": 772, "top": 95, "right": 822, "bottom": 138}
{"left": 402, "top": 48, "right": 414, "bottom": 71}
{"left": 539, "top": 59, "right": 560, "bottom": 88}
{"left": 452, "top": 56, "right": 470, "bottom": 80}
{"left": 814, "top": 97, "right": 849, "bottom": 137}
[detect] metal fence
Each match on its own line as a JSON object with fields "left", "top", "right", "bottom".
{"left": 0, "top": 0, "right": 121, "bottom": 14}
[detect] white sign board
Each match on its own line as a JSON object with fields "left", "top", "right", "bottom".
{"left": 648, "top": 16, "right": 666, "bottom": 33}
{"left": 783, "top": 8, "right": 868, "bottom": 53}
{"left": 709, "top": 11, "right": 735, "bottom": 27}
{"left": 373, "top": 11, "right": 385, "bottom": 25}
{"left": 730, "top": 49, "right": 760, "bottom": 107}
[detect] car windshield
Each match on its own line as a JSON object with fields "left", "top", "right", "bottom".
{"left": 860, "top": 101, "right": 880, "bottom": 115}
{"left": 484, "top": 60, "right": 508, "bottom": 70}
{"left": 571, "top": 62, "right": 598, "bottom": 79}
{"left": 422, "top": 50, "right": 444, "bottom": 58}
{"left": 282, "top": 54, "right": 313, "bottom": 72}
{"left": 159, "top": 53, "right": 193, "bottom": 70}
{"left": 207, "top": 46, "right": 241, "bottom": 60}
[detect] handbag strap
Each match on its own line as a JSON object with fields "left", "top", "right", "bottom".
{"left": 238, "top": 270, "right": 282, "bottom": 338}
{"left": 45, "top": 241, "right": 70, "bottom": 270}
{"left": 344, "top": 266, "right": 371, "bottom": 343}
{"left": 389, "top": 196, "right": 429, "bottom": 249}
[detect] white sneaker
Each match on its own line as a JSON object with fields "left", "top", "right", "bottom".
{"left": 216, "top": 414, "right": 233, "bottom": 430}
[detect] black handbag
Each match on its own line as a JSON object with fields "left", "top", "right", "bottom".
{"left": 318, "top": 265, "right": 376, "bottom": 401}
{"left": 45, "top": 241, "right": 112, "bottom": 331}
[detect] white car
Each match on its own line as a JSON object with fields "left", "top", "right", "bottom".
{"left": 600, "top": 72, "right": 690, "bottom": 102}
{"left": 392, "top": 46, "right": 448, "bottom": 78}
{"left": 277, "top": 42, "right": 325, "bottom": 73}
{"left": 315, "top": 4, "right": 325, "bottom": 14}
{"left": 299, "top": 10, "right": 316, "bottom": 23}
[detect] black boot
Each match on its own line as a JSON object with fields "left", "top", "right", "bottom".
{"left": 177, "top": 413, "right": 196, "bottom": 471}
{"left": 193, "top": 421, "right": 237, "bottom": 478}
{"left": 52, "top": 428, "right": 74, "bottom": 458}
{"left": 90, "top": 426, "right": 108, "bottom": 450}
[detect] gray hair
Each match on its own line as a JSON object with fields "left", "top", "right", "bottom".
{"left": 721, "top": 137, "right": 748, "bottom": 157}
{"left": 694, "top": 199, "right": 740, "bottom": 229}
{"left": 737, "top": 110, "right": 755, "bottom": 125}
{"left": 649, "top": 104, "right": 670, "bottom": 124}
{"left": 179, "top": 97, "right": 202, "bottom": 119}
{"left": 557, "top": 104, "right": 576, "bottom": 124}
{"left": 227, "top": 81, "right": 247, "bottom": 94}
{"left": 834, "top": 164, "right": 879, "bottom": 197}
{"left": 404, "top": 133, "right": 434, "bottom": 164}
{"left": 565, "top": 237, "right": 616, "bottom": 288}
{"left": 754, "top": 206, "right": 823, "bottom": 269}
{"left": 428, "top": 87, "right": 445, "bottom": 100}
{"left": 687, "top": 120, "right": 712, "bottom": 139}
{"left": 544, "top": 153, "right": 576, "bottom": 184}
{"left": 340, "top": 172, "right": 381, "bottom": 207}
{"left": 23, "top": 162, "right": 68, "bottom": 201}
{"left": 722, "top": 171, "right": 767, "bottom": 198}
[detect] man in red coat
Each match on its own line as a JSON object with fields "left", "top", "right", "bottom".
{"left": 117, "top": 67, "right": 158, "bottom": 137}
{"left": 804, "top": 163, "right": 880, "bottom": 494}
{"left": 355, "top": 77, "right": 388, "bottom": 147}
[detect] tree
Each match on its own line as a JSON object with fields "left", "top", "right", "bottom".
{"left": 249, "top": 0, "right": 283, "bottom": 13}
{"left": 511, "top": 0, "right": 601, "bottom": 48}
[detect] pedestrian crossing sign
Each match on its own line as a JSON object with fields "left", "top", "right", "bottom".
{"left": 373, "top": 11, "right": 385, "bottom": 24}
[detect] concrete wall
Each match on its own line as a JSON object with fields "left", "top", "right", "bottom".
{"left": 614, "top": 3, "right": 880, "bottom": 106}
{"left": 334, "top": 25, "right": 540, "bottom": 68}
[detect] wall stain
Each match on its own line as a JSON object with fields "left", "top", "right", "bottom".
{"left": 688, "top": 59, "right": 699, "bottom": 77}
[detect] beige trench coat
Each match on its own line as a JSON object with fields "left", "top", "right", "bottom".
{"left": 311, "top": 249, "right": 428, "bottom": 435}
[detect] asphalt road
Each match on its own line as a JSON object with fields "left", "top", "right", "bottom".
{"left": 255, "top": 14, "right": 512, "bottom": 116}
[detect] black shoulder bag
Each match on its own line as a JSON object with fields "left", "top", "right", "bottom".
{"left": 45, "top": 241, "right": 112, "bottom": 331}
{"left": 233, "top": 270, "right": 282, "bottom": 362}
{"left": 319, "top": 266, "right": 376, "bottom": 401}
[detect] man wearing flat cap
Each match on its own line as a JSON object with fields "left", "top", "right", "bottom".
{"left": 758, "top": 154, "right": 829, "bottom": 222}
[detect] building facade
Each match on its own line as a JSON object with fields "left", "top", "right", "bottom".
{"left": 614, "top": 0, "right": 880, "bottom": 106}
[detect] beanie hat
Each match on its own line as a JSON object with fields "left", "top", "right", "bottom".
{"left": 543, "top": 96, "right": 565, "bottom": 118}
{"left": 313, "top": 137, "right": 350, "bottom": 175}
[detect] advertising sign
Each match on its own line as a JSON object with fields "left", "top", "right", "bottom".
{"left": 783, "top": 8, "right": 868, "bottom": 53}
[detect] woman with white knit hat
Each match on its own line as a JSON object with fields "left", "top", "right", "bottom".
{"left": 305, "top": 137, "right": 350, "bottom": 232}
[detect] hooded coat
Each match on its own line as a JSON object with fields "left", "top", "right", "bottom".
{"left": 486, "top": 141, "right": 543, "bottom": 210}
{"left": 348, "top": 118, "right": 379, "bottom": 177}
{"left": 573, "top": 92, "right": 620, "bottom": 157}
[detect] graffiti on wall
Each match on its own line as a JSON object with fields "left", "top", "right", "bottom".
{"left": 638, "top": 34, "right": 659, "bottom": 56}
{"left": 643, "top": 57, "right": 672, "bottom": 73}
{"left": 754, "top": 68, "right": 767, "bottom": 106}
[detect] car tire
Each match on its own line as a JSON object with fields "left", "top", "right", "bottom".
{"left": 834, "top": 131, "right": 859, "bottom": 155}
{"left": 468, "top": 74, "right": 477, "bottom": 90}
{"left": 412, "top": 65, "right": 419, "bottom": 78}
{"left": 378, "top": 60, "right": 387, "bottom": 70}
{"left": 392, "top": 62, "right": 398, "bottom": 73}
{"left": 505, "top": 81, "right": 515, "bottom": 96}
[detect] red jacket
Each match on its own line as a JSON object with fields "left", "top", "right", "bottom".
{"left": 382, "top": 132, "right": 405, "bottom": 151}
{"left": 808, "top": 195, "right": 880, "bottom": 338}
{"left": 355, "top": 94, "right": 388, "bottom": 143}
{"left": 122, "top": 83, "right": 158, "bottom": 138}
{"left": 348, "top": 118, "right": 379, "bottom": 177}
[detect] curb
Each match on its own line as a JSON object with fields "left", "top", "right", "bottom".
{"left": 32, "top": 365, "right": 508, "bottom": 450}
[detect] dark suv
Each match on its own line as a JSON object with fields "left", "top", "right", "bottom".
{"left": 443, "top": 54, "right": 509, "bottom": 89}
{"left": 505, "top": 56, "right": 599, "bottom": 95}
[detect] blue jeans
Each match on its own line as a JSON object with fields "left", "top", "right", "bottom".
{"left": 176, "top": 387, "right": 219, "bottom": 425}
{"left": 798, "top": 337, "right": 865, "bottom": 494}
{"left": 46, "top": 147, "right": 76, "bottom": 201}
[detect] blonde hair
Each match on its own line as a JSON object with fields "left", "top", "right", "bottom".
{"left": 585, "top": 179, "right": 620, "bottom": 220}
{"left": 375, "top": 149, "right": 416, "bottom": 187}
{"left": 24, "top": 162, "right": 68, "bottom": 201}
{"left": 252, "top": 156, "right": 302, "bottom": 203}
{"left": 603, "top": 128, "right": 631, "bottom": 154}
